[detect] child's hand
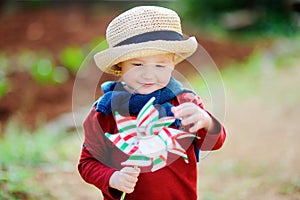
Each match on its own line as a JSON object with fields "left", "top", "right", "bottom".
{"left": 109, "top": 167, "right": 140, "bottom": 193}
{"left": 171, "top": 102, "right": 212, "bottom": 133}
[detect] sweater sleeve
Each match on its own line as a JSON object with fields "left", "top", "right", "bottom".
{"left": 78, "top": 107, "right": 123, "bottom": 200}
{"left": 176, "top": 92, "right": 226, "bottom": 151}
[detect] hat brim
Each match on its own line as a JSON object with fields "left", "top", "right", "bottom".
{"left": 94, "top": 36, "right": 198, "bottom": 75}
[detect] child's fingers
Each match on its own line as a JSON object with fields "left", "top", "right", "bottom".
{"left": 121, "top": 167, "right": 140, "bottom": 182}
{"left": 181, "top": 115, "right": 206, "bottom": 132}
{"left": 171, "top": 106, "right": 181, "bottom": 118}
{"left": 119, "top": 173, "right": 137, "bottom": 193}
{"left": 173, "top": 103, "right": 212, "bottom": 132}
{"left": 172, "top": 103, "right": 198, "bottom": 118}
{"left": 118, "top": 168, "right": 140, "bottom": 193}
{"left": 189, "top": 121, "right": 205, "bottom": 133}
{"left": 121, "top": 172, "right": 138, "bottom": 183}
{"left": 121, "top": 167, "right": 140, "bottom": 176}
{"left": 123, "top": 186, "right": 135, "bottom": 194}
{"left": 181, "top": 114, "right": 199, "bottom": 126}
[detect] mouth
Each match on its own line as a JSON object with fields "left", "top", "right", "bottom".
{"left": 141, "top": 83, "right": 155, "bottom": 87}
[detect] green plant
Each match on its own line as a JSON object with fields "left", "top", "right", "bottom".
{"left": 30, "top": 56, "right": 69, "bottom": 85}
{"left": 16, "top": 50, "right": 38, "bottom": 72}
{"left": 89, "top": 37, "right": 109, "bottom": 53}
{"left": 1, "top": 122, "right": 62, "bottom": 167}
{"left": 0, "top": 37, "right": 109, "bottom": 97}
{"left": 59, "top": 46, "right": 85, "bottom": 74}
{"left": 0, "top": 74, "right": 11, "bottom": 99}
{"left": 0, "top": 53, "right": 11, "bottom": 75}
{"left": 279, "top": 180, "right": 300, "bottom": 195}
{"left": 0, "top": 165, "right": 34, "bottom": 200}
{"left": 30, "top": 57, "right": 56, "bottom": 84}
{"left": 178, "top": 0, "right": 298, "bottom": 37}
{"left": 52, "top": 66, "right": 69, "bottom": 84}
{"left": 0, "top": 120, "right": 71, "bottom": 199}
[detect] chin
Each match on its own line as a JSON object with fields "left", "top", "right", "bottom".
{"left": 135, "top": 85, "right": 164, "bottom": 94}
{"left": 137, "top": 91, "right": 154, "bottom": 95}
{"left": 136, "top": 88, "right": 156, "bottom": 95}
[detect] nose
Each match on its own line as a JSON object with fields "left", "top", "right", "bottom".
{"left": 141, "top": 65, "right": 154, "bottom": 79}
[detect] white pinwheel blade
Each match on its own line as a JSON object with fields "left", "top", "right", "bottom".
{"left": 115, "top": 112, "right": 137, "bottom": 136}
{"left": 105, "top": 132, "right": 138, "bottom": 155}
{"left": 174, "top": 132, "right": 198, "bottom": 140}
{"left": 168, "top": 140, "right": 189, "bottom": 163}
{"left": 136, "top": 97, "right": 159, "bottom": 131}
{"left": 156, "top": 127, "right": 186, "bottom": 145}
{"left": 121, "top": 155, "right": 152, "bottom": 167}
{"left": 151, "top": 151, "right": 168, "bottom": 172}
{"left": 147, "top": 117, "right": 175, "bottom": 135}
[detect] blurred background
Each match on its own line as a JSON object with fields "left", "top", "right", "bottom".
{"left": 0, "top": 0, "right": 299, "bottom": 199}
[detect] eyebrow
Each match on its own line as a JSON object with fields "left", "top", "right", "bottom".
{"left": 131, "top": 58, "right": 144, "bottom": 62}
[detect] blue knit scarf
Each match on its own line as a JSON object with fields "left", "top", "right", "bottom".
{"left": 95, "top": 77, "right": 193, "bottom": 118}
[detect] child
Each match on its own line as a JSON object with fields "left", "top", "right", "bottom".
{"left": 78, "top": 6, "right": 226, "bottom": 200}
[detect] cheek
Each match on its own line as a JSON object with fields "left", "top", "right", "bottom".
{"left": 121, "top": 69, "right": 142, "bottom": 89}
{"left": 122, "top": 67, "right": 138, "bottom": 79}
{"left": 157, "top": 68, "right": 173, "bottom": 84}
{"left": 122, "top": 74, "right": 135, "bottom": 86}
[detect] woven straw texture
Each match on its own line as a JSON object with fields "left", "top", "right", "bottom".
{"left": 107, "top": 6, "right": 182, "bottom": 47}
{"left": 94, "top": 6, "right": 198, "bottom": 76}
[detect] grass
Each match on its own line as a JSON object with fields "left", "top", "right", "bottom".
{"left": 0, "top": 120, "right": 76, "bottom": 199}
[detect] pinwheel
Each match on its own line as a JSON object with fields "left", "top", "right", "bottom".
{"left": 105, "top": 97, "right": 197, "bottom": 172}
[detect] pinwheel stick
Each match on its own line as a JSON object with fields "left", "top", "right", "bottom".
{"left": 120, "top": 191, "right": 126, "bottom": 200}
{"left": 120, "top": 166, "right": 138, "bottom": 200}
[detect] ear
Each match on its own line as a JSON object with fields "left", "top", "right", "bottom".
{"left": 111, "top": 65, "right": 122, "bottom": 76}
{"left": 111, "top": 65, "right": 122, "bottom": 71}
{"left": 171, "top": 53, "right": 176, "bottom": 63}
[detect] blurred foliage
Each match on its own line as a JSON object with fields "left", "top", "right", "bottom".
{"left": 0, "top": 121, "right": 64, "bottom": 166}
{"left": 0, "top": 75, "right": 11, "bottom": 99}
{"left": 221, "top": 37, "right": 300, "bottom": 101}
{"left": 0, "top": 50, "right": 70, "bottom": 86}
{"left": 90, "top": 37, "right": 109, "bottom": 54}
{"left": 31, "top": 57, "right": 60, "bottom": 84}
{"left": 0, "top": 37, "right": 107, "bottom": 98}
{"left": 191, "top": 37, "right": 300, "bottom": 102}
{"left": 178, "top": 0, "right": 299, "bottom": 37}
{"left": 59, "top": 46, "right": 85, "bottom": 74}
{"left": 0, "top": 120, "right": 71, "bottom": 199}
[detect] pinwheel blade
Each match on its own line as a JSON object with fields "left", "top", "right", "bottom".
{"left": 115, "top": 112, "right": 137, "bottom": 135}
{"left": 151, "top": 151, "right": 167, "bottom": 172}
{"left": 121, "top": 155, "right": 152, "bottom": 167}
{"left": 136, "top": 97, "right": 159, "bottom": 131}
{"left": 168, "top": 141, "right": 189, "bottom": 163}
{"left": 105, "top": 133, "right": 138, "bottom": 154}
{"left": 157, "top": 127, "right": 186, "bottom": 145}
{"left": 147, "top": 117, "right": 175, "bottom": 135}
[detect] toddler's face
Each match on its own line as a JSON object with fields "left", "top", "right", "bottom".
{"left": 119, "top": 53, "right": 175, "bottom": 94}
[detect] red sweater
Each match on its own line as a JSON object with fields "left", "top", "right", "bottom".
{"left": 78, "top": 93, "right": 226, "bottom": 200}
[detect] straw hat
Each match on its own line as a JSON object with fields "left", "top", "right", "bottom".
{"left": 94, "top": 6, "right": 198, "bottom": 76}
